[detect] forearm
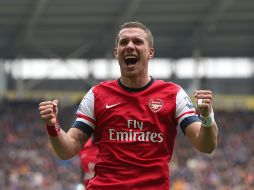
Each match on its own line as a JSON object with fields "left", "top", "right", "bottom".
{"left": 48, "top": 129, "right": 81, "bottom": 160}
{"left": 186, "top": 121, "right": 218, "bottom": 154}
{"left": 197, "top": 122, "right": 218, "bottom": 153}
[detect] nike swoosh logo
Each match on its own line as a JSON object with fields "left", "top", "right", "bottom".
{"left": 106, "top": 103, "right": 120, "bottom": 109}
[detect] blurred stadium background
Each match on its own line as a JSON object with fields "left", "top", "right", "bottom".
{"left": 0, "top": 0, "right": 253, "bottom": 189}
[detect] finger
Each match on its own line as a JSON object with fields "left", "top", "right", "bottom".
{"left": 197, "top": 102, "right": 210, "bottom": 109}
{"left": 196, "top": 98, "right": 212, "bottom": 111}
{"left": 38, "top": 104, "right": 54, "bottom": 112}
{"left": 40, "top": 107, "right": 56, "bottom": 117}
{"left": 194, "top": 90, "right": 212, "bottom": 97}
{"left": 194, "top": 90, "right": 198, "bottom": 97}
{"left": 40, "top": 112, "right": 55, "bottom": 119}
{"left": 196, "top": 94, "right": 212, "bottom": 101}
{"left": 40, "top": 114, "right": 55, "bottom": 122}
{"left": 201, "top": 99, "right": 212, "bottom": 104}
{"left": 195, "top": 90, "right": 212, "bottom": 94}
{"left": 39, "top": 105, "right": 57, "bottom": 119}
{"left": 39, "top": 101, "right": 54, "bottom": 107}
{"left": 40, "top": 107, "right": 55, "bottom": 115}
{"left": 197, "top": 99, "right": 202, "bottom": 106}
{"left": 197, "top": 98, "right": 212, "bottom": 115}
{"left": 197, "top": 98, "right": 212, "bottom": 107}
{"left": 38, "top": 103, "right": 54, "bottom": 113}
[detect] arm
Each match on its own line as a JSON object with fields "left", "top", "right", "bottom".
{"left": 38, "top": 100, "right": 89, "bottom": 160}
{"left": 49, "top": 127, "right": 89, "bottom": 160}
{"left": 185, "top": 90, "right": 218, "bottom": 153}
{"left": 185, "top": 121, "right": 217, "bottom": 153}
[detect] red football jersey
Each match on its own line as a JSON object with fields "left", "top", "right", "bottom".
{"left": 73, "top": 78, "right": 199, "bottom": 190}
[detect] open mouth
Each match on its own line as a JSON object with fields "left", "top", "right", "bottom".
{"left": 124, "top": 55, "right": 138, "bottom": 65}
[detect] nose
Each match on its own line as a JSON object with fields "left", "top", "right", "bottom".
{"left": 126, "top": 41, "right": 135, "bottom": 51}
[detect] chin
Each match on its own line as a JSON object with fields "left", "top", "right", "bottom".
{"left": 122, "top": 71, "right": 138, "bottom": 78}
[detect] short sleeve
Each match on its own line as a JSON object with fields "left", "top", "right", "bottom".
{"left": 175, "top": 88, "right": 200, "bottom": 134}
{"left": 72, "top": 88, "right": 96, "bottom": 136}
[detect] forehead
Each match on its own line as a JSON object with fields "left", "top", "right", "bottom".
{"left": 118, "top": 28, "right": 148, "bottom": 40}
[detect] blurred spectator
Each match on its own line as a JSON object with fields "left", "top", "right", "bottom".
{"left": 0, "top": 99, "right": 253, "bottom": 189}
{"left": 78, "top": 138, "right": 98, "bottom": 190}
{"left": 0, "top": 99, "right": 80, "bottom": 190}
{"left": 171, "top": 110, "right": 254, "bottom": 190}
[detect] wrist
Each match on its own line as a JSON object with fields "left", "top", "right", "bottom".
{"left": 200, "top": 109, "right": 215, "bottom": 128}
{"left": 45, "top": 118, "right": 61, "bottom": 137}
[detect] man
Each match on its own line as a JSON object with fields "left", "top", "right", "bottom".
{"left": 39, "top": 21, "right": 218, "bottom": 190}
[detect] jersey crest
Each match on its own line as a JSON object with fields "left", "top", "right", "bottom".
{"left": 149, "top": 98, "right": 163, "bottom": 112}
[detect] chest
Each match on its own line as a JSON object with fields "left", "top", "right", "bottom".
{"left": 94, "top": 90, "right": 177, "bottom": 136}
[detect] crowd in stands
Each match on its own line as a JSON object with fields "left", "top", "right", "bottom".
{"left": 170, "top": 109, "right": 254, "bottom": 190}
{"left": 0, "top": 98, "right": 253, "bottom": 190}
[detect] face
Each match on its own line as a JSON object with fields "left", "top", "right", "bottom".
{"left": 114, "top": 28, "right": 154, "bottom": 79}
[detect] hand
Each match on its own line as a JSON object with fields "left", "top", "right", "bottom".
{"left": 38, "top": 99, "right": 59, "bottom": 126}
{"left": 194, "top": 90, "right": 213, "bottom": 117}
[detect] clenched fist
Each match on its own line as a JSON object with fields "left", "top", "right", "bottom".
{"left": 194, "top": 90, "right": 213, "bottom": 117}
{"left": 38, "top": 99, "right": 59, "bottom": 126}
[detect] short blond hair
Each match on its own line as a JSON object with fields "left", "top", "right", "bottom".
{"left": 115, "top": 21, "right": 154, "bottom": 48}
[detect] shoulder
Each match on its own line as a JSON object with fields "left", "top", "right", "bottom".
{"left": 153, "top": 79, "right": 182, "bottom": 92}
{"left": 91, "top": 79, "right": 118, "bottom": 93}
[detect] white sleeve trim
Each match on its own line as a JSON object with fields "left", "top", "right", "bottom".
{"left": 77, "top": 88, "right": 96, "bottom": 122}
{"left": 176, "top": 88, "right": 197, "bottom": 125}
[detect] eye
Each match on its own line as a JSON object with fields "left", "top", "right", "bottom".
{"left": 133, "top": 39, "right": 144, "bottom": 45}
{"left": 119, "top": 39, "right": 128, "bottom": 46}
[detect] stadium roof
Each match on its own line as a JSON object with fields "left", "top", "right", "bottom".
{"left": 0, "top": 0, "right": 254, "bottom": 59}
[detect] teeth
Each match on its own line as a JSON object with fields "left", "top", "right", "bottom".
{"left": 124, "top": 55, "right": 136, "bottom": 60}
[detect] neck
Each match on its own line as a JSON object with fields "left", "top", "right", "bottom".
{"left": 120, "top": 75, "right": 151, "bottom": 88}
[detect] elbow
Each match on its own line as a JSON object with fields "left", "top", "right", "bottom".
{"left": 59, "top": 155, "right": 71, "bottom": 160}
{"left": 200, "top": 142, "right": 217, "bottom": 154}
{"left": 55, "top": 152, "right": 74, "bottom": 160}
{"left": 56, "top": 154, "right": 70, "bottom": 160}
{"left": 202, "top": 147, "right": 215, "bottom": 154}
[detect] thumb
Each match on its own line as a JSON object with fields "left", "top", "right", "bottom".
{"left": 52, "top": 99, "right": 59, "bottom": 114}
{"left": 53, "top": 99, "right": 58, "bottom": 106}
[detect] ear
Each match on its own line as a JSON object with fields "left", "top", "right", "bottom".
{"left": 114, "top": 48, "right": 118, "bottom": 58}
{"left": 148, "top": 48, "right": 154, "bottom": 59}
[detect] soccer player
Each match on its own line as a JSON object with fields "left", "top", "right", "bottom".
{"left": 39, "top": 21, "right": 218, "bottom": 190}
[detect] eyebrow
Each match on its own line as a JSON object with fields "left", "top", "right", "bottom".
{"left": 119, "top": 35, "right": 145, "bottom": 41}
